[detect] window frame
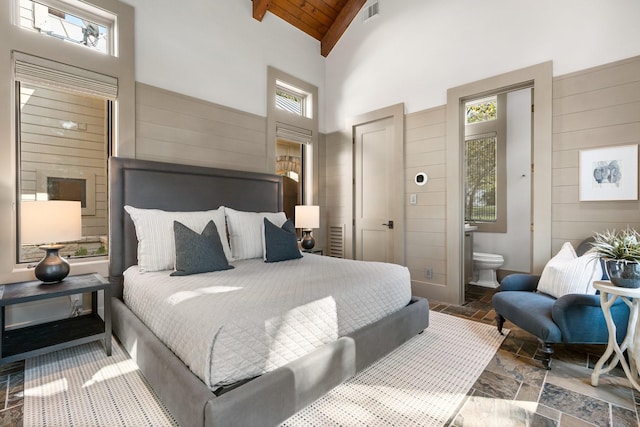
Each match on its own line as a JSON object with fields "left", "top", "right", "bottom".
{"left": 464, "top": 93, "right": 507, "bottom": 233}
{"left": 1, "top": 0, "right": 134, "bottom": 283}
{"left": 15, "top": 80, "right": 113, "bottom": 264}
{"left": 16, "top": 0, "right": 116, "bottom": 56}
{"left": 266, "top": 67, "right": 318, "bottom": 206}
{"left": 275, "top": 82, "right": 310, "bottom": 118}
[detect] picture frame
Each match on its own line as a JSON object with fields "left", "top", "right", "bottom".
{"left": 579, "top": 144, "right": 638, "bottom": 201}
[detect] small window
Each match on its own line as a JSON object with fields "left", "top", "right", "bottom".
{"left": 275, "top": 80, "right": 311, "bottom": 118}
{"left": 18, "top": 0, "right": 113, "bottom": 55}
{"left": 466, "top": 96, "right": 497, "bottom": 124}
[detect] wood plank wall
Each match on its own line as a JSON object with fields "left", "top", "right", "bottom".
{"left": 405, "top": 106, "right": 447, "bottom": 298}
{"left": 552, "top": 56, "right": 640, "bottom": 251}
{"left": 135, "top": 83, "right": 268, "bottom": 173}
{"left": 19, "top": 84, "right": 107, "bottom": 238}
{"left": 323, "top": 56, "right": 640, "bottom": 301}
{"left": 322, "top": 129, "right": 353, "bottom": 258}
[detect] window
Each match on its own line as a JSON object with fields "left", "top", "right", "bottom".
{"left": 464, "top": 94, "right": 506, "bottom": 232}
{"left": 465, "top": 133, "right": 497, "bottom": 222}
{"left": 267, "top": 67, "right": 319, "bottom": 230}
{"left": 466, "top": 96, "right": 497, "bottom": 124}
{"left": 18, "top": 0, "right": 114, "bottom": 55}
{"left": 277, "top": 140, "right": 304, "bottom": 224}
{"left": 15, "top": 54, "right": 114, "bottom": 263}
{"left": 275, "top": 80, "right": 312, "bottom": 119}
{"left": 3, "top": 0, "right": 132, "bottom": 284}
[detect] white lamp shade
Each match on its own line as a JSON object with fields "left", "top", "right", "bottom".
{"left": 295, "top": 205, "right": 319, "bottom": 229}
{"left": 21, "top": 200, "right": 82, "bottom": 245}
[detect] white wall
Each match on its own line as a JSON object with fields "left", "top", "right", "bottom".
{"left": 474, "top": 88, "right": 532, "bottom": 273}
{"left": 122, "top": 0, "right": 326, "bottom": 119}
{"left": 324, "top": 0, "right": 640, "bottom": 133}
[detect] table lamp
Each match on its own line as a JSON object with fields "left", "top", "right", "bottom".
{"left": 21, "top": 200, "right": 82, "bottom": 284}
{"left": 295, "top": 205, "right": 319, "bottom": 250}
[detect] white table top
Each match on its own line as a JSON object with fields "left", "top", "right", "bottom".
{"left": 594, "top": 280, "right": 640, "bottom": 298}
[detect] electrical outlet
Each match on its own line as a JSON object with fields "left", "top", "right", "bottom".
{"left": 424, "top": 268, "right": 433, "bottom": 279}
{"left": 409, "top": 194, "right": 417, "bottom": 205}
{"left": 70, "top": 294, "right": 81, "bottom": 304}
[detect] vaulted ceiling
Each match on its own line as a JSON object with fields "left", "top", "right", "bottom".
{"left": 252, "top": 0, "right": 367, "bottom": 57}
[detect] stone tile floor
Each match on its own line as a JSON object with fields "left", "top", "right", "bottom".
{"left": 440, "top": 284, "right": 640, "bottom": 427}
{"left": 1, "top": 284, "right": 638, "bottom": 426}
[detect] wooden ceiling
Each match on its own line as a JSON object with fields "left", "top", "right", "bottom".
{"left": 252, "top": 0, "right": 367, "bottom": 57}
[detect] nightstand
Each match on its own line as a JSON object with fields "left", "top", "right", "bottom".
{"left": 0, "top": 273, "right": 111, "bottom": 364}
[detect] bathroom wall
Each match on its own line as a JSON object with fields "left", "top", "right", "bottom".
{"left": 473, "top": 88, "right": 532, "bottom": 273}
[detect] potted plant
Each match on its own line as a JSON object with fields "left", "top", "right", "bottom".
{"left": 591, "top": 227, "right": 640, "bottom": 288}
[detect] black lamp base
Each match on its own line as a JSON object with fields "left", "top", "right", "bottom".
{"left": 35, "top": 245, "right": 70, "bottom": 284}
{"left": 301, "top": 230, "right": 315, "bottom": 250}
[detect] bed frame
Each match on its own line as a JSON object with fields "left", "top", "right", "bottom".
{"left": 108, "top": 157, "right": 429, "bottom": 427}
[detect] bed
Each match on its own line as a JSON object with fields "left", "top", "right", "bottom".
{"left": 108, "top": 157, "right": 429, "bottom": 427}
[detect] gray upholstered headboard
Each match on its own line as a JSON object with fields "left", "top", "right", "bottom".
{"left": 108, "top": 157, "right": 283, "bottom": 281}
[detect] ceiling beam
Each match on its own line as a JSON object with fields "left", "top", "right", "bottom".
{"left": 321, "top": 0, "right": 366, "bottom": 56}
{"left": 253, "top": 0, "right": 271, "bottom": 22}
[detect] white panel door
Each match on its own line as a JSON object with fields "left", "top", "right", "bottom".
{"left": 354, "top": 117, "right": 394, "bottom": 262}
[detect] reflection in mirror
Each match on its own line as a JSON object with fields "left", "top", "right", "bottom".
{"left": 17, "top": 82, "right": 110, "bottom": 263}
{"left": 276, "top": 139, "right": 304, "bottom": 227}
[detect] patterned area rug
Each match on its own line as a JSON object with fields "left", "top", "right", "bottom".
{"left": 23, "top": 337, "right": 177, "bottom": 427}
{"left": 23, "top": 311, "right": 506, "bottom": 427}
{"left": 282, "top": 311, "right": 507, "bottom": 426}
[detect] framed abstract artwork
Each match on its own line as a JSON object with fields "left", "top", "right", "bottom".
{"left": 579, "top": 144, "right": 638, "bottom": 201}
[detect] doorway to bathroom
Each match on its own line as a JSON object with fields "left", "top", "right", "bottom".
{"left": 445, "top": 61, "right": 553, "bottom": 306}
{"left": 463, "top": 88, "right": 532, "bottom": 304}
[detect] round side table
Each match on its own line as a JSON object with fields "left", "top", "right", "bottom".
{"left": 591, "top": 280, "right": 640, "bottom": 391}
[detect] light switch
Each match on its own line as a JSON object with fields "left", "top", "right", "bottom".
{"left": 410, "top": 194, "right": 417, "bottom": 205}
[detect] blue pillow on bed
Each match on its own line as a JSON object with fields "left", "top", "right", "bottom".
{"left": 264, "top": 218, "right": 303, "bottom": 263}
{"left": 171, "top": 220, "right": 234, "bottom": 276}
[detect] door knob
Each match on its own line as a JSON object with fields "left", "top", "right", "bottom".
{"left": 382, "top": 220, "right": 394, "bottom": 229}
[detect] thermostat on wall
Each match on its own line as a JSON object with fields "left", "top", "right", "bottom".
{"left": 414, "top": 172, "right": 428, "bottom": 186}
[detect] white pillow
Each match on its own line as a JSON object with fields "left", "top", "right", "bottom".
{"left": 224, "top": 207, "right": 286, "bottom": 260}
{"left": 124, "top": 206, "right": 231, "bottom": 272}
{"left": 537, "top": 242, "right": 602, "bottom": 298}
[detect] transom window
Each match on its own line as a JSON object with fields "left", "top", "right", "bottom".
{"left": 18, "top": 0, "right": 113, "bottom": 55}
{"left": 466, "top": 96, "right": 497, "bottom": 124}
{"left": 275, "top": 80, "right": 312, "bottom": 118}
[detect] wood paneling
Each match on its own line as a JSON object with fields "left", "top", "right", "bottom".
{"left": 322, "top": 129, "right": 353, "bottom": 257}
{"left": 135, "top": 83, "right": 268, "bottom": 174}
{"left": 552, "top": 56, "right": 640, "bottom": 253}
{"left": 404, "top": 106, "right": 447, "bottom": 299}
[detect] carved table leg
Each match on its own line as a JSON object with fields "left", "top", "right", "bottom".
{"left": 496, "top": 313, "right": 506, "bottom": 335}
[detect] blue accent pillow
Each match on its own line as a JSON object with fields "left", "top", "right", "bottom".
{"left": 171, "top": 220, "right": 234, "bottom": 276}
{"left": 264, "top": 218, "right": 302, "bottom": 263}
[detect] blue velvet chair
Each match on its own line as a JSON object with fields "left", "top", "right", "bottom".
{"left": 492, "top": 239, "right": 630, "bottom": 369}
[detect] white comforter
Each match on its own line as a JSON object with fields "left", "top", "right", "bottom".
{"left": 123, "top": 254, "right": 412, "bottom": 389}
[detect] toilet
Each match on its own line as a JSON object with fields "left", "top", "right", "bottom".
{"left": 470, "top": 252, "right": 504, "bottom": 288}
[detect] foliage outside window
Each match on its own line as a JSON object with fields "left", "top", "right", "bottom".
{"left": 466, "top": 97, "right": 497, "bottom": 124}
{"left": 465, "top": 135, "right": 497, "bottom": 222}
{"left": 464, "top": 95, "right": 506, "bottom": 232}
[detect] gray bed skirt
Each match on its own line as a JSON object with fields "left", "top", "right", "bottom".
{"left": 112, "top": 295, "right": 429, "bottom": 427}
